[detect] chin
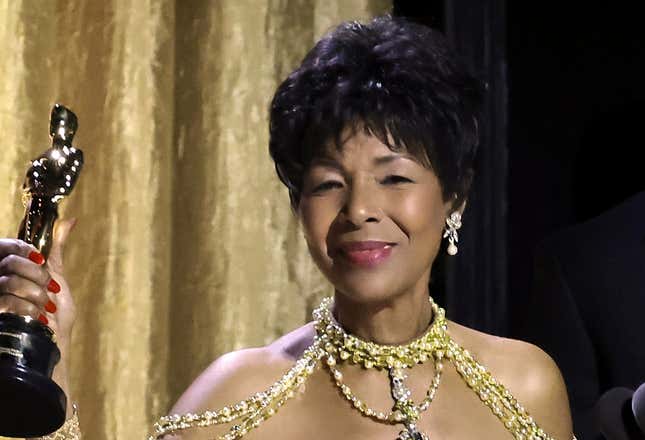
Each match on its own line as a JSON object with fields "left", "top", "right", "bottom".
{"left": 308, "top": 245, "right": 429, "bottom": 305}
{"left": 328, "top": 269, "right": 410, "bottom": 306}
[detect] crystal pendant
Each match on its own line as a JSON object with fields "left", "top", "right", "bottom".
{"left": 389, "top": 368, "right": 430, "bottom": 440}
{"left": 396, "top": 426, "right": 429, "bottom": 440}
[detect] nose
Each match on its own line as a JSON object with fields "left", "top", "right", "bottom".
{"left": 340, "top": 178, "right": 381, "bottom": 226}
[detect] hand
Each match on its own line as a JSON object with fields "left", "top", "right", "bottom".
{"left": 0, "top": 218, "right": 77, "bottom": 355}
{"left": 0, "top": 218, "right": 77, "bottom": 418}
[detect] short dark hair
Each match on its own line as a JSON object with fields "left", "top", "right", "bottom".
{"left": 269, "top": 15, "right": 484, "bottom": 209}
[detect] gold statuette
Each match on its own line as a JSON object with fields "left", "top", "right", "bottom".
{"left": 0, "top": 104, "right": 84, "bottom": 437}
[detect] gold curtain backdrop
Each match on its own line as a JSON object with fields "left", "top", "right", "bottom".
{"left": 0, "top": 1, "right": 391, "bottom": 439}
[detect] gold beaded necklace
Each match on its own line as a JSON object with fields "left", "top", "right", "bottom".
{"left": 313, "top": 296, "right": 447, "bottom": 440}
{"left": 150, "top": 297, "right": 557, "bottom": 440}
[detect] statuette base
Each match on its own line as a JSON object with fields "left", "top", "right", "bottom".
{"left": 0, "top": 362, "right": 66, "bottom": 437}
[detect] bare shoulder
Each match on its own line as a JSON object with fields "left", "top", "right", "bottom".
{"left": 448, "top": 321, "right": 574, "bottom": 440}
{"left": 172, "top": 323, "right": 314, "bottom": 415}
{"left": 170, "top": 348, "right": 289, "bottom": 415}
{"left": 164, "top": 323, "right": 315, "bottom": 439}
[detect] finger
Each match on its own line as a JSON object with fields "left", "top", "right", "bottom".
{"left": 0, "top": 238, "right": 43, "bottom": 263}
{"left": 0, "top": 275, "right": 50, "bottom": 309}
{"left": 0, "top": 293, "right": 41, "bottom": 320}
{"left": 0, "top": 253, "right": 51, "bottom": 288}
{"left": 47, "top": 218, "right": 77, "bottom": 274}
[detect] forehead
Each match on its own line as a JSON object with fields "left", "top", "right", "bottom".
{"left": 312, "top": 128, "right": 425, "bottom": 167}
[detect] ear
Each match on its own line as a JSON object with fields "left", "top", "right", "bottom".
{"left": 444, "top": 195, "right": 467, "bottom": 220}
{"left": 454, "top": 198, "right": 468, "bottom": 216}
{"left": 449, "top": 168, "right": 474, "bottom": 215}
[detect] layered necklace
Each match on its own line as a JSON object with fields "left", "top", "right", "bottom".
{"left": 313, "top": 296, "right": 447, "bottom": 440}
{"left": 151, "top": 296, "right": 555, "bottom": 440}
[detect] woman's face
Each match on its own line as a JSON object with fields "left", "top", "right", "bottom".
{"left": 298, "top": 129, "right": 453, "bottom": 305}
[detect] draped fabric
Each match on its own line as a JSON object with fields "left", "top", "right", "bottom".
{"left": 442, "top": 0, "right": 508, "bottom": 336}
{"left": 0, "top": 1, "right": 391, "bottom": 439}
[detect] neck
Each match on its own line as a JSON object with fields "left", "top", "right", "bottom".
{"left": 332, "top": 287, "right": 434, "bottom": 345}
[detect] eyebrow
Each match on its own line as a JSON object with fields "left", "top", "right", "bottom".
{"left": 309, "top": 157, "right": 342, "bottom": 169}
{"left": 310, "top": 154, "right": 415, "bottom": 169}
{"left": 373, "top": 154, "right": 415, "bottom": 165}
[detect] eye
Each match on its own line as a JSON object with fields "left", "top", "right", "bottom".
{"left": 381, "top": 175, "right": 414, "bottom": 185}
{"left": 311, "top": 180, "right": 343, "bottom": 193}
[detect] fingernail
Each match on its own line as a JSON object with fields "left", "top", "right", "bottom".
{"left": 29, "top": 251, "right": 45, "bottom": 265}
{"left": 45, "top": 300, "right": 57, "bottom": 313}
{"left": 38, "top": 314, "right": 49, "bottom": 325}
{"left": 48, "top": 279, "right": 61, "bottom": 293}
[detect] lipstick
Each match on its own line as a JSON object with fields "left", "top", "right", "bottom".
{"left": 338, "top": 241, "right": 394, "bottom": 268}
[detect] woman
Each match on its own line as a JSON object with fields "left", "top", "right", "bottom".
{"left": 0, "top": 16, "right": 574, "bottom": 440}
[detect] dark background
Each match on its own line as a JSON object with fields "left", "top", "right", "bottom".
{"left": 392, "top": 0, "right": 645, "bottom": 336}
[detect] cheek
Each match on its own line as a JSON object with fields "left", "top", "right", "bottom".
{"left": 390, "top": 191, "right": 446, "bottom": 282}
{"left": 395, "top": 190, "right": 446, "bottom": 241}
{"left": 298, "top": 198, "right": 338, "bottom": 260}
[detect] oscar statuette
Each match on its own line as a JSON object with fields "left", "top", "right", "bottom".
{"left": 0, "top": 104, "right": 84, "bottom": 437}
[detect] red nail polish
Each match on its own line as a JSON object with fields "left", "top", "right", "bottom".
{"left": 29, "top": 251, "right": 45, "bottom": 265}
{"left": 48, "top": 279, "right": 61, "bottom": 293}
{"left": 45, "top": 300, "right": 57, "bottom": 313}
{"left": 38, "top": 314, "right": 49, "bottom": 325}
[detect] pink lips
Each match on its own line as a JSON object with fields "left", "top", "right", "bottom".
{"left": 338, "top": 241, "right": 395, "bottom": 268}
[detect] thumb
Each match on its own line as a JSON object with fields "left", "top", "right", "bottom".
{"left": 47, "top": 218, "right": 77, "bottom": 274}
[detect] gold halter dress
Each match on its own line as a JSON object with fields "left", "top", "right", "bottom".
{"left": 150, "top": 297, "right": 568, "bottom": 440}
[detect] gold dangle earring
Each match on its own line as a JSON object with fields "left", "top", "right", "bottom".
{"left": 443, "top": 211, "right": 462, "bottom": 256}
